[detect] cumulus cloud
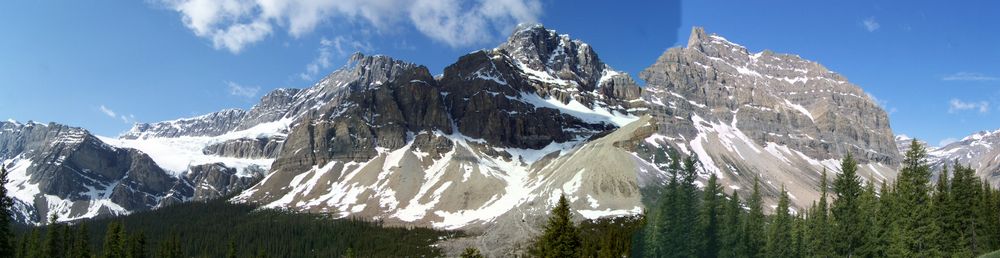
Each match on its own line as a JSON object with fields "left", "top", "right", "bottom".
{"left": 862, "top": 17, "right": 880, "bottom": 32}
{"left": 299, "top": 36, "right": 374, "bottom": 81}
{"left": 227, "top": 81, "right": 261, "bottom": 98}
{"left": 942, "top": 72, "right": 998, "bottom": 81}
{"left": 159, "top": 0, "right": 541, "bottom": 53}
{"left": 99, "top": 105, "right": 136, "bottom": 124}
{"left": 948, "top": 98, "right": 990, "bottom": 113}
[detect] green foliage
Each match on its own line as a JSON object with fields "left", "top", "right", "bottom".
{"left": 530, "top": 194, "right": 582, "bottom": 258}
{"left": 765, "top": 186, "right": 793, "bottom": 258}
{"left": 697, "top": 173, "right": 723, "bottom": 258}
{"left": 459, "top": 247, "right": 484, "bottom": 258}
{"left": 579, "top": 215, "right": 644, "bottom": 258}
{"left": 742, "top": 176, "right": 766, "bottom": 258}
{"left": 0, "top": 166, "right": 14, "bottom": 258}
{"left": 12, "top": 198, "right": 452, "bottom": 257}
{"left": 831, "top": 153, "right": 864, "bottom": 256}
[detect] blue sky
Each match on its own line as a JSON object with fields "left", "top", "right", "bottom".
{"left": 1, "top": 0, "right": 998, "bottom": 147}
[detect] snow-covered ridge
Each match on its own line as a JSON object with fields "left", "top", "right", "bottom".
{"left": 100, "top": 117, "right": 290, "bottom": 177}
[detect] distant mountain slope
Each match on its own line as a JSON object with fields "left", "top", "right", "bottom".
{"left": 637, "top": 27, "right": 900, "bottom": 208}
{"left": 2, "top": 24, "right": 907, "bottom": 256}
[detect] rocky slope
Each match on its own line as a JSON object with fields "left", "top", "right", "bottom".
{"left": 637, "top": 27, "right": 900, "bottom": 208}
{"left": 923, "top": 130, "right": 1000, "bottom": 185}
{"left": 2, "top": 24, "right": 908, "bottom": 256}
{"left": 0, "top": 121, "right": 262, "bottom": 224}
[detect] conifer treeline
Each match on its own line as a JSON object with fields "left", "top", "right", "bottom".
{"left": 5, "top": 199, "right": 452, "bottom": 258}
{"left": 637, "top": 140, "right": 1000, "bottom": 257}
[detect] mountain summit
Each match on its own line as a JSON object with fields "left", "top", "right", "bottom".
{"left": 2, "top": 25, "right": 904, "bottom": 256}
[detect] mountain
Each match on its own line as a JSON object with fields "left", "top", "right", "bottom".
{"left": 924, "top": 129, "right": 1000, "bottom": 184}
{"left": 0, "top": 120, "right": 261, "bottom": 224}
{"left": 636, "top": 27, "right": 900, "bottom": 208}
{"left": 2, "top": 25, "right": 904, "bottom": 256}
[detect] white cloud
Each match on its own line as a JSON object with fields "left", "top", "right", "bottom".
{"left": 99, "top": 105, "right": 137, "bottom": 124}
{"left": 942, "top": 72, "right": 998, "bottom": 81}
{"left": 159, "top": 0, "right": 541, "bottom": 53}
{"left": 862, "top": 17, "right": 880, "bottom": 32}
{"left": 99, "top": 105, "right": 117, "bottom": 118}
{"left": 299, "top": 36, "right": 374, "bottom": 81}
{"left": 938, "top": 137, "right": 958, "bottom": 147}
{"left": 948, "top": 98, "right": 990, "bottom": 113}
{"left": 227, "top": 81, "right": 261, "bottom": 98}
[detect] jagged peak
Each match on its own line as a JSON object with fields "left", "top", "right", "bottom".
{"left": 961, "top": 128, "right": 1000, "bottom": 142}
{"left": 686, "top": 26, "right": 708, "bottom": 48}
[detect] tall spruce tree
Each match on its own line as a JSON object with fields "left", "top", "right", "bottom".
{"left": 530, "top": 194, "right": 581, "bottom": 258}
{"left": 646, "top": 150, "right": 682, "bottom": 257}
{"left": 742, "top": 177, "right": 765, "bottom": 258}
{"left": 0, "top": 166, "right": 14, "bottom": 258}
{"left": 72, "top": 224, "right": 92, "bottom": 258}
{"left": 719, "top": 192, "right": 744, "bottom": 258}
{"left": 952, "top": 162, "right": 983, "bottom": 255}
{"left": 698, "top": 173, "right": 723, "bottom": 258}
{"left": 27, "top": 228, "right": 41, "bottom": 258}
{"left": 806, "top": 169, "right": 833, "bottom": 257}
{"left": 831, "top": 153, "right": 863, "bottom": 256}
{"left": 933, "top": 164, "right": 959, "bottom": 255}
{"left": 126, "top": 231, "right": 146, "bottom": 258}
{"left": 765, "top": 186, "right": 793, "bottom": 258}
{"left": 890, "top": 139, "right": 939, "bottom": 257}
{"left": 103, "top": 222, "right": 126, "bottom": 258}
{"left": 226, "top": 239, "right": 238, "bottom": 258}
{"left": 44, "top": 215, "right": 65, "bottom": 258}
{"left": 857, "top": 176, "right": 883, "bottom": 257}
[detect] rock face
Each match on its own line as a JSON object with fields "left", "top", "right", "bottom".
{"left": 3, "top": 23, "right": 909, "bottom": 257}
{"left": 637, "top": 27, "right": 900, "bottom": 207}
{"left": 0, "top": 121, "right": 260, "bottom": 224}
{"left": 926, "top": 129, "right": 1000, "bottom": 185}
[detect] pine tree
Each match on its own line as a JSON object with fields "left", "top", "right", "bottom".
{"left": 45, "top": 214, "right": 65, "bottom": 258}
{"left": 155, "top": 232, "right": 182, "bottom": 258}
{"left": 646, "top": 150, "right": 682, "bottom": 257}
{"left": 71, "top": 225, "right": 91, "bottom": 258}
{"left": 530, "top": 194, "right": 581, "bottom": 258}
{"left": 27, "top": 229, "right": 41, "bottom": 258}
{"left": 103, "top": 222, "right": 126, "bottom": 258}
{"left": 226, "top": 239, "right": 237, "bottom": 258}
{"left": 459, "top": 247, "right": 484, "bottom": 258}
{"left": 932, "top": 164, "right": 959, "bottom": 255}
{"left": 790, "top": 214, "right": 806, "bottom": 258}
{"left": 697, "top": 173, "right": 723, "bottom": 258}
{"left": 14, "top": 233, "right": 27, "bottom": 258}
{"left": 742, "top": 176, "right": 765, "bottom": 258}
{"left": 718, "top": 192, "right": 744, "bottom": 258}
{"left": 952, "top": 162, "right": 985, "bottom": 255}
{"left": 831, "top": 153, "right": 863, "bottom": 257}
{"left": 126, "top": 231, "right": 146, "bottom": 258}
{"left": 857, "top": 176, "right": 883, "bottom": 257}
{"left": 890, "top": 139, "right": 939, "bottom": 257}
{"left": 765, "top": 186, "right": 793, "bottom": 258}
{"left": 806, "top": 169, "right": 833, "bottom": 257}
{"left": 0, "top": 166, "right": 15, "bottom": 258}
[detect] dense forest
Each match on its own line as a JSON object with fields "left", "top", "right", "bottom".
{"left": 1, "top": 197, "right": 454, "bottom": 257}
{"left": 632, "top": 139, "right": 1000, "bottom": 257}
{"left": 5, "top": 139, "right": 1000, "bottom": 257}
{"left": 528, "top": 140, "right": 1000, "bottom": 257}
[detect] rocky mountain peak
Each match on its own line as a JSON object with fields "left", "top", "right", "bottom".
{"left": 498, "top": 23, "right": 607, "bottom": 90}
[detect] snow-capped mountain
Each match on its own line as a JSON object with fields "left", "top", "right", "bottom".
{"left": 0, "top": 121, "right": 262, "bottom": 224}
{"left": 2, "top": 25, "right": 905, "bottom": 256}
{"left": 925, "top": 129, "right": 1000, "bottom": 184}
{"left": 637, "top": 27, "right": 900, "bottom": 208}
